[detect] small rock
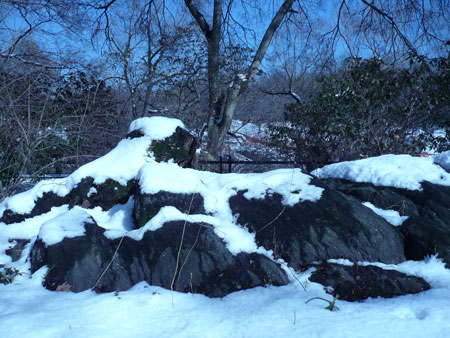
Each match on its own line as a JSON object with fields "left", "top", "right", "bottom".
{"left": 309, "top": 262, "right": 430, "bottom": 302}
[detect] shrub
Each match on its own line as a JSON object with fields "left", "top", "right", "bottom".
{"left": 271, "top": 54, "right": 450, "bottom": 170}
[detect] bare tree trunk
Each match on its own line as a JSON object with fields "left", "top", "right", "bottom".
{"left": 185, "top": 0, "right": 295, "bottom": 159}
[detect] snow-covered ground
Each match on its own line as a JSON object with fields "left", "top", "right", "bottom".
{"left": 1, "top": 257, "right": 450, "bottom": 338}
{"left": 220, "top": 120, "right": 292, "bottom": 161}
{"left": 1, "top": 118, "right": 450, "bottom": 338}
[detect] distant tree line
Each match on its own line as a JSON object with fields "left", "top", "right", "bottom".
{"left": 1, "top": 0, "right": 450, "bottom": 199}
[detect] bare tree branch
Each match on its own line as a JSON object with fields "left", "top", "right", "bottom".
{"left": 244, "top": 0, "right": 295, "bottom": 89}
{"left": 184, "top": 0, "right": 211, "bottom": 37}
{"left": 360, "top": 0, "right": 419, "bottom": 57}
{"left": 259, "top": 87, "right": 302, "bottom": 104}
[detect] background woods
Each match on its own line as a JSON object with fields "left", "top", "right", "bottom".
{"left": 1, "top": 0, "right": 449, "bottom": 199}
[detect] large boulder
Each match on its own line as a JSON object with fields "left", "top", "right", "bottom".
{"left": 30, "top": 211, "right": 289, "bottom": 296}
{"left": 326, "top": 179, "right": 450, "bottom": 267}
{"left": 309, "top": 261, "right": 430, "bottom": 302}
{"left": 229, "top": 178, "right": 406, "bottom": 270}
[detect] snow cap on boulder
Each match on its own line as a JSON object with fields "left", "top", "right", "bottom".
{"left": 127, "top": 116, "right": 185, "bottom": 140}
{"left": 312, "top": 154, "right": 450, "bottom": 190}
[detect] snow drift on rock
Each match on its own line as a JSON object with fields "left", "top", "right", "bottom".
{"left": 312, "top": 154, "right": 450, "bottom": 190}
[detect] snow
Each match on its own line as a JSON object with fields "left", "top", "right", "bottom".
{"left": 1, "top": 117, "right": 450, "bottom": 337}
{"left": 434, "top": 151, "right": 450, "bottom": 171}
{"left": 328, "top": 255, "right": 450, "bottom": 289}
{"left": 214, "top": 120, "right": 293, "bottom": 163}
{"left": 38, "top": 207, "right": 91, "bottom": 246}
{"left": 237, "top": 73, "right": 247, "bottom": 82}
{"left": 312, "top": 154, "right": 450, "bottom": 190}
{"left": 362, "top": 202, "right": 409, "bottom": 226}
{"left": 131, "top": 206, "right": 260, "bottom": 255}
{"left": 1, "top": 258, "right": 450, "bottom": 338}
{"left": 0, "top": 117, "right": 183, "bottom": 218}
{"left": 128, "top": 116, "right": 185, "bottom": 140}
{"left": 0, "top": 206, "right": 69, "bottom": 264}
{"left": 87, "top": 187, "right": 97, "bottom": 197}
{"left": 85, "top": 197, "right": 135, "bottom": 239}
{"left": 135, "top": 163, "right": 322, "bottom": 254}
{"left": 138, "top": 163, "right": 323, "bottom": 206}
{"left": 0, "top": 137, "right": 151, "bottom": 217}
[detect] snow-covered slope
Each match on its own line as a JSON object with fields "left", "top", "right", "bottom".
{"left": 0, "top": 117, "right": 184, "bottom": 217}
{"left": 1, "top": 118, "right": 449, "bottom": 338}
{"left": 434, "top": 150, "right": 450, "bottom": 171}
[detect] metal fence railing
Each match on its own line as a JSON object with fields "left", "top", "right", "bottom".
{"left": 196, "top": 155, "right": 332, "bottom": 173}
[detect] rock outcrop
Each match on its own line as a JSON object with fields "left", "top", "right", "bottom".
{"left": 0, "top": 121, "right": 199, "bottom": 225}
{"left": 134, "top": 191, "right": 205, "bottom": 229}
{"left": 229, "top": 179, "right": 406, "bottom": 270}
{"left": 30, "top": 213, "right": 289, "bottom": 296}
{"left": 2, "top": 117, "right": 445, "bottom": 302}
{"left": 326, "top": 179, "right": 450, "bottom": 268}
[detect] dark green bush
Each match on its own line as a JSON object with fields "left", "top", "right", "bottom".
{"left": 271, "top": 54, "right": 450, "bottom": 170}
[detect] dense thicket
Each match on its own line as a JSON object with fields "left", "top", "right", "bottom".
{"left": 271, "top": 54, "right": 450, "bottom": 169}
{"left": 0, "top": 55, "right": 126, "bottom": 199}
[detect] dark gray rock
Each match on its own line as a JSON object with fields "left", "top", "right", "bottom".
{"left": 30, "top": 217, "right": 112, "bottom": 292}
{"left": 134, "top": 190, "right": 205, "bottom": 228}
{"left": 5, "top": 239, "right": 30, "bottom": 262}
{"left": 326, "top": 179, "right": 450, "bottom": 268}
{"left": 1, "top": 191, "right": 67, "bottom": 225}
{"left": 324, "top": 179, "right": 418, "bottom": 216}
{"left": 309, "top": 261, "right": 431, "bottom": 302}
{"left": 126, "top": 129, "right": 145, "bottom": 139}
{"left": 229, "top": 178, "right": 406, "bottom": 270}
{"left": 30, "top": 216, "right": 289, "bottom": 296}
{"left": 0, "top": 177, "right": 94, "bottom": 224}
{"left": 402, "top": 182, "right": 450, "bottom": 268}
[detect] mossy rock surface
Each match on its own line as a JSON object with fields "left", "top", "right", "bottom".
{"left": 0, "top": 177, "right": 136, "bottom": 225}
{"left": 88, "top": 179, "right": 136, "bottom": 210}
{"left": 149, "top": 127, "right": 199, "bottom": 167}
